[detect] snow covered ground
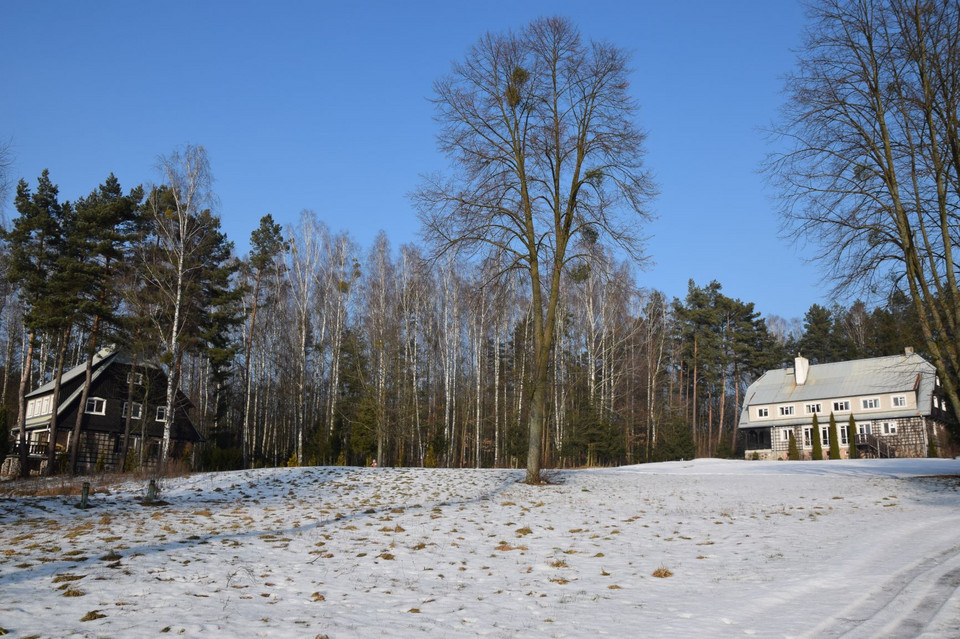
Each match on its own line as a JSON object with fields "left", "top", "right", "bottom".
{"left": 3, "top": 458, "right": 960, "bottom": 638}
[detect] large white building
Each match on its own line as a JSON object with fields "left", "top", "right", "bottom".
{"left": 738, "top": 349, "right": 953, "bottom": 460}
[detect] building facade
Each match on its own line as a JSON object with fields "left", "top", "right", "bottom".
{"left": 738, "top": 349, "right": 953, "bottom": 460}
{"left": 2, "top": 347, "right": 201, "bottom": 476}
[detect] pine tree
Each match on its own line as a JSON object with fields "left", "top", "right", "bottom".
{"left": 2, "top": 171, "right": 68, "bottom": 477}
{"left": 828, "top": 412, "right": 841, "bottom": 459}
{"left": 787, "top": 431, "right": 800, "bottom": 460}
{"left": 811, "top": 413, "right": 823, "bottom": 460}
{"left": 847, "top": 415, "right": 860, "bottom": 459}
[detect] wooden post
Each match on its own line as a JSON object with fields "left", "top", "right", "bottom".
{"left": 80, "top": 482, "right": 90, "bottom": 509}
{"left": 146, "top": 479, "right": 157, "bottom": 503}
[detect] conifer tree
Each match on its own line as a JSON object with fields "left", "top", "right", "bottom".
{"left": 811, "top": 413, "right": 823, "bottom": 460}
{"left": 828, "top": 412, "right": 841, "bottom": 459}
{"left": 787, "top": 431, "right": 799, "bottom": 460}
{"left": 847, "top": 415, "right": 860, "bottom": 459}
{"left": 2, "top": 171, "right": 68, "bottom": 477}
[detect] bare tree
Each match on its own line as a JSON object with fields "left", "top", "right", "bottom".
{"left": 141, "top": 144, "right": 222, "bottom": 465}
{"left": 768, "top": 0, "right": 960, "bottom": 423}
{"left": 416, "top": 16, "right": 655, "bottom": 483}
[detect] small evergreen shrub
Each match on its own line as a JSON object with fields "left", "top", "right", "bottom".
{"left": 787, "top": 432, "right": 800, "bottom": 460}
{"left": 811, "top": 414, "right": 823, "bottom": 460}
{"left": 848, "top": 415, "right": 860, "bottom": 459}
{"left": 828, "top": 413, "right": 841, "bottom": 460}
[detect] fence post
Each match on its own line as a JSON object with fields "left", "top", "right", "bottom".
{"left": 80, "top": 482, "right": 90, "bottom": 509}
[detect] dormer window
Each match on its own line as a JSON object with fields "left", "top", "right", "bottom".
{"left": 757, "top": 407, "right": 769, "bottom": 418}
{"left": 779, "top": 405, "right": 795, "bottom": 416}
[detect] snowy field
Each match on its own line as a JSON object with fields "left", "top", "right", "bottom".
{"left": 3, "top": 459, "right": 960, "bottom": 638}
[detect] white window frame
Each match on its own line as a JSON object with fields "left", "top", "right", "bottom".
{"left": 882, "top": 421, "right": 897, "bottom": 435}
{"left": 122, "top": 402, "right": 143, "bottom": 420}
{"left": 933, "top": 396, "right": 940, "bottom": 409}
{"left": 858, "top": 422, "right": 872, "bottom": 436}
{"left": 833, "top": 400, "right": 850, "bottom": 412}
{"left": 861, "top": 397, "right": 880, "bottom": 410}
{"left": 41, "top": 395, "right": 52, "bottom": 415}
{"left": 779, "top": 405, "right": 795, "bottom": 416}
{"left": 156, "top": 406, "right": 167, "bottom": 422}
{"left": 26, "top": 399, "right": 36, "bottom": 418}
{"left": 780, "top": 428, "right": 791, "bottom": 442}
{"left": 85, "top": 397, "right": 106, "bottom": 415}
{"left": 840, "top": 423, "right": 849, "bottom": 445}
{"left": 804, "top": 403, "right": 822, "bottom": 415}
{"left": 127, "top": 372, "right": 144, "bottom": 386}
{"left": 757, "top": 407, "right": 769, "bottom": 418}
{"left": 892, "top": 395, "right": 907, "bottom": 408}
{"left": 821, "top": 425, "right": 830, "bottom": 446}
{"left": 802, "top": 427, "right": 812, "bottom": 448}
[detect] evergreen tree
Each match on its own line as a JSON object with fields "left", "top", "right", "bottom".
{"left": 652, "top": 411, "right": 696, "bottom": 462}
{"left": 2, "top": 171, "right": 68, "bottom": 476}
{"left": 828, "top": 412, "right": 841, "bottom": 459}
{"left": 787, "top": 431, "right": 799, "bottom": 460}
{"left": 847, "top": 415, "right": 860, "bottom": 459}
{"left": 811, "top": 413, "right": 823, "bottom": 460}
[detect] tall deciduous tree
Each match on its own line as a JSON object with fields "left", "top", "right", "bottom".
{"left": 416, "top": 16, "right": 655, "bottom": 483}
{"left": 141, "top": 145, "right": 233, "bottom": 465}
{"left": 769, "top": 0, "right": 960, "bottom": 429}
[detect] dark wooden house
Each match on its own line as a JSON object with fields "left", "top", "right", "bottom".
{"left": 2, "top": 347, "right": 201, "bottom": 476}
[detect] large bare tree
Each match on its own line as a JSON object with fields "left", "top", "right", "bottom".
{"left": 416, "top": 17, "right": 654, "bottom": 482}
{"left": 768, "top": 0, "right": 960, "bottom": 427}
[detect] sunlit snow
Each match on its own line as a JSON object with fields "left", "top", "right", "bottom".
{"left": 3, "top": 458, "right": 960, "bottom": 638}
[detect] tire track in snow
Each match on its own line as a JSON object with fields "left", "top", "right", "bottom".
{"left": 808, "top": 537, "right": 960, "bottom": 638}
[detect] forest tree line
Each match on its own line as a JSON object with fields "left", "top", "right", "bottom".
{"left": 0, "top": 154, "right": 931, "bottom": 473}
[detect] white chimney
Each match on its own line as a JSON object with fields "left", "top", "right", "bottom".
{"left": 795, "top": 354, "right": 809, "bottom": 386}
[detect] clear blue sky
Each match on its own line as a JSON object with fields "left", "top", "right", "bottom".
{"left": 1, "top": 0, "right": 825, "bottom": 320}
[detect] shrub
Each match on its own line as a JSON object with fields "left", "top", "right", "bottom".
{"left": 811, "top": 414, "right": 823, "bottom": 460}
{"left": 848, "top": 415, "right": 860, "bottom": 459}
{"left": 787, "top": 432, "right": 800, "bottom": 460}
{"left": 828, "top": 413, "right": 841, "bottom": 460}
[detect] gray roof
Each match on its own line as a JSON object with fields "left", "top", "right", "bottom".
{"left": 26, "top": 347, "right": 117, "bottom": 398}
{"left": 738, "top": 352, "right": 937, "bottom": 429}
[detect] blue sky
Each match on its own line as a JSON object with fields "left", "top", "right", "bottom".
{"left": 1, "top": 0, "right": 823, "bottom": 320}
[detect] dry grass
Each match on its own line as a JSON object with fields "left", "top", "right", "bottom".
{"left": 652, "top": 565, "right": 674, "bottom": 578}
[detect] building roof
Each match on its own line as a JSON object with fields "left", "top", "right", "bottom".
{"left": 738, "top": 351, "right": 937, "bottom": 429}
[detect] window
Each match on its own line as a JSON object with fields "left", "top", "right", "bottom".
{"left": 803, "top": 427, "right": 812, "bottom": 448}
{"left": 156, "top": 406, "right": 167, "bottom": 422}
{"left": 833, "top": 400, "right": 850, "bottom": 412}
{"left": 840, "top": 424, "right": 849, "bottom": 445}
{"left": 757, "top": 407, "right": 769, "bottom": 418}
{"left": 933, "top": 396, "right": 940, "bottom": 409}
{"left": 821, "top": 425, "right": 830, "bottom": 446}
{"left": 805, "top": 403, "right": 822, "bottom": 415}
{"left": 892, "top": 395, "right": 906, "bottom": 408}
{"left": 779, "top": 405, "right": 795, "bottom": 416}
{"left": 937, "top": 375, "right": 941, "bottom": 387}
{"left": 85, "top": 397, "right": 106, "bottom": 415}
{"left": 780, "top": 429, "right": 791, "bottom": 442}
{"left": 26, "top": 399, "right": 36, "bottom": 418}
{"left": 858, "top": 422, "right": 872, "bottom": 436}
{"left": 861, "top": 398, "right": 880, "bottom": 410}
{"left": 122, "top": 402, "right": 143, "bottom": 419}
{"left": 41, "top": 395, "right": 52, "bottom": 415}
{"left": 882, "top": 422, "right": 897, "bottom": 435}
{"left": 127, "top": 372, "right": 144, "bottom": 385}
